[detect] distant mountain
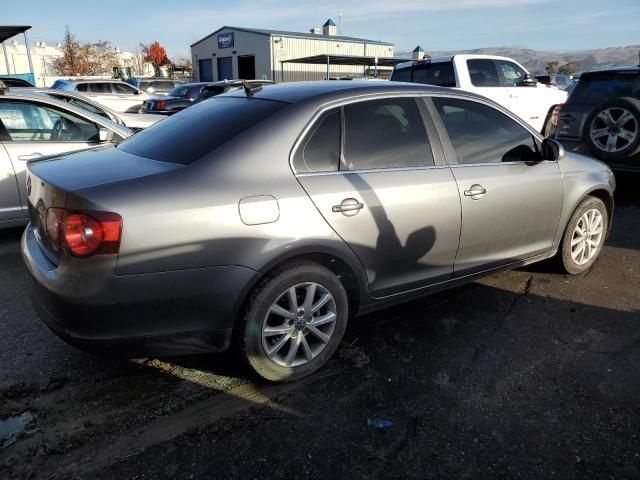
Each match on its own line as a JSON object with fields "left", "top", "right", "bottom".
{"left": 396, "top": 46, "right": 640, "bottom": 74}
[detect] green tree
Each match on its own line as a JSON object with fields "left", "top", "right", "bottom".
{"left": 545, "top": 60, "right": 559, "bottom": 74}
{"left": 558, "top": 62, "right": 580, "bottom": 75}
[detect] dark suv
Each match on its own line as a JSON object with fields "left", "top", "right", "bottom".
{"left": 554, "top": 67, "right": 640, "bottom": 171}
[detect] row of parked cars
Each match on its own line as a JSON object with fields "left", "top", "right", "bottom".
{"left": 1, "top": 52, "right": 634, "bottom": 382}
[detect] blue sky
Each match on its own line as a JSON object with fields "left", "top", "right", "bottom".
{"left": 3, "top": 0, "right": 639, "bottom": 56}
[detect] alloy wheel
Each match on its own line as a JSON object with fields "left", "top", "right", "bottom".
{"left": 590, "top": 107, "right": 638, "bottom": 153}
{"left": 570, "top": 208, "right": 604, "bottom": 266}
{"left": 261, "top": 282, "right": 337, "bottom": 368}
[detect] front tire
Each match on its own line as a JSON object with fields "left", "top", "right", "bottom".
{"left": 241, "top": 262, "right": 349, "bottom": 382}
{"left": 559, "top": 196, "right": 608, "bottom": 275}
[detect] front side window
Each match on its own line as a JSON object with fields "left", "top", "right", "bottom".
{"left": 0, "top": 101, "right": 99, "bottom": 142}
{"left": 293, "top": 109, "right": 340, "bottom": 173}
{"left": 343, "top": 97, "right": 433, "bottom": 170}
{"left": 433, "top": 97, "right": 540, "bottom": 164}
{"left": 497, "top": 60, "right": 527, "bottom": 87}
{"left": 87, "top": 83, "right": 112, "bottom": 94}
{"left": 467, "top": 59, "right": 502, "bottom": 87}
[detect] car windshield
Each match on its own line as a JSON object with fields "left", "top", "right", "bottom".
{"left": 117, "top": 97, "right": 287, "bottom": 164}
{"left": 569, "top": 73, "right": 640, "bottom": 105}
{"left": 168, "top": 85, "right": 190, "bottom": 97}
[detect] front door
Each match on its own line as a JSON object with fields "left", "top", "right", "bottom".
{"left": 496, "top": 59, "right": 546, "bottom": 131}
{"left": 294, "top": 97, "right": 461, "bottom": 297}
{"left": 217, "top": 57, "right": 233, "bottom": 81}
{"left": 0, "top": 100, "right": 102, "bottom": 213}
{"left": 430, "top": 96, "right": 563, "bottom": 274}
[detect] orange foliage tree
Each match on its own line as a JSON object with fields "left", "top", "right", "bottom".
{"left": 140, "top": 41, "right": 169, "bottom": 75}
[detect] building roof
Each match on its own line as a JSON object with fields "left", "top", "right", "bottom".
{"left": 281, "top": 54, "right": 412, "bottom": 68}
{"left": 191, "top": 26, "right": 394, "bottom": 47}
{"left": 324, "top": 19, "right": 336, "bottom": 27}
{"left": 413, "top": 45, "right": 424, "bottom": 52}
{"left": 0, "top": 25, "right": 31, "bottom": 43}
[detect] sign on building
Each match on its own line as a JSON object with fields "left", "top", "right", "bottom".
{"left": 218, "top": 33, "right": 234, "bottom": 49}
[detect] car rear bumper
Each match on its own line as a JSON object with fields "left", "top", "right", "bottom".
{"left": 22, "top": 225, "right": 260, "bottom": 357}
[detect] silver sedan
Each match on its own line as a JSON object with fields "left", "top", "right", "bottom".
{"left": 22, "top": 81, "right": 615, "bottom": 381}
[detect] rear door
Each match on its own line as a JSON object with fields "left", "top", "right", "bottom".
{"left": 0, "top": 99, "right": 103, "bottom": 211}
{"left": 429, "top": 95, "right": 563, "bottom": 274}
{"left": 0, "top": 138, "right": 22, "bottom": 222}
{"left": 463, "top": 58, "right": 509, "bottom": 109}
{"left": 294, "top": 96, "right": 461, "bottom": 297}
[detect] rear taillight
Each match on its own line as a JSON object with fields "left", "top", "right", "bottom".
{"left": 551, "top": 103, "right": 564, "bottom": 127}
{"left": 45, "top": 208, "right": 122, "bottom": 258}
{"left": 155, "top": 100, "right": 165, "bottom": 111}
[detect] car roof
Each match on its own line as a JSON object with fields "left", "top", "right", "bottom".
{"left": 11, "top": 87, "right": 121, "bottom": 114}
{"left": 581, "top": 66, "right": 640, "bottom": 76}
{"left": 224, "top": 80, "right": 484, "bottom": 105}
{"left": 58, "top": 78, "right": 135, "bottom": 84}
{"left": 0, "top": 89, "right": 131, "bottom": 136}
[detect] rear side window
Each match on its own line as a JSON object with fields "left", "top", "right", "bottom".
{"left": 467, "top": 59, "right": 501, "bottom": 87}
{"left": 433, "top": 97, "right": 540, "bottom": 164}
{"left": 118, "top": 97, "right": 287, "bottom": 164}
{"left": 391, "top": 62, "right": 456, "bottom": 87}
{"left": 343, "top": 97, "right": 433, "bottom": 170}
{"left": 293, "top": 109, "right": 340, "bottom": 173}
{"left": 569, "top": 74, "right": 640, "bottom": 105}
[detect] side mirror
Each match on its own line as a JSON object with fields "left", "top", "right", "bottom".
{"left": 98, "top": 127, "right": 115, "bottom": 143}
{"left": 519, "top": 73, "right": 538, "bottom": 87}
{"left": 542, "top": 138, "right": 564, "bottom": 161}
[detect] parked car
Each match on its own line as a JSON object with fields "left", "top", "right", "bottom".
{"left": 535, "top": 74, "right": 573, "bottom": 90}
{"left": 553, "top": 67, "right": 640, "bottom": 171}
{"left": 0, "top": 76, "right": 34, "bottom": 87}
{"left": 140, "top": 80, "right": 273, "bottom": 115}
{"left": 22, "top": 81, "right": 614, "bottom": 382}
{"left": 125, "top": 78, "right": 184, "bottom": 96}
{"left": 50, "top": 79, "right": 149, "bottom": 113}
{"left": 12, "top": 88, "right": 165, "bottom": 132}
{"left": 0, "top": 83, "right": 131, "bottom": 229}
{"left": 391, "top": 55, "right": 568, "bottom": 133}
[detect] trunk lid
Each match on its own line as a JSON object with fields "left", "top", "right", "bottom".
{"left": 27, "top": 145, "right": 182, "bottom": 262}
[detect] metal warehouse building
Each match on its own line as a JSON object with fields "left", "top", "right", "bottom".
{"left": 190, "top": 19, "right": 395, "bottom": 82}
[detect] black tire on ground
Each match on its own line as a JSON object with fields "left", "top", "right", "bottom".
{"left": 583, "top": 97, "right": 640, "bottom": 161}
{"left": 240, "top": 261, "right": 349, "bottom": 382}
{"left": 559, "top": 196, "right": 608, "bottom": 275}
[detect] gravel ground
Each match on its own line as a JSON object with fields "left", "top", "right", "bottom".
{"left": 0, "top": 177, "right": 638, "bottom": 480}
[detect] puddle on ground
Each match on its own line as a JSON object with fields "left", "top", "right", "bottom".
{"left": 0, "top": 412, "right": 36, "bottom": 448}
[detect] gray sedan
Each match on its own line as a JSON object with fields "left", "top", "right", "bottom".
{"left": 0, "top": 86, "right": 131, "bottom": 229}
{"left": 22, "top": 81, "right": 615, "bottom": 381}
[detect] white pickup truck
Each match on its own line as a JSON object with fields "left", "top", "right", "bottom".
{"left": 391, "top": 55, "right": 567, "bottom": 134}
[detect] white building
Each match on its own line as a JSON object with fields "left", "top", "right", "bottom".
{"left": 190, "top": 19, "right": 396, "bottom": 82}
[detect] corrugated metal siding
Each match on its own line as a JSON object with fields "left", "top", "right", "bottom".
{"left": 191, "top": 27, "right": 395, "bottom": 83}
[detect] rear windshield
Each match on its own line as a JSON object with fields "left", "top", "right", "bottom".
{"left": 391, "top": 62, "right": 456, "bottom": 87}
{"left": 168, "top": 85, "right": 190, "bottom": 97}
{"left": 569, "top": 73, "right": 640, "bottom": 105}
{"left": 117, "top": 97, "right": 287, "bottom": 164}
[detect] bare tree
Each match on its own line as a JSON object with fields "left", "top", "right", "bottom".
{"left": 51, "top": 26, "right": 118, "bottom": 76}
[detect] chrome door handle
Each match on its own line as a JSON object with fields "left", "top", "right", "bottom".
{"left": 464, "top": 185, "right": 487, "bottom": 199}
{"left": 18, "top": 153, "right": 43, "bottom": 161}
{"left": 332, "top": 198, "right": 364, "bottom": 216}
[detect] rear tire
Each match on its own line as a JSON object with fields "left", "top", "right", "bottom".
{"left": 559, "top": 196, "right": 608, "bottom": 275}
{"left": 584, "top": 97, "right": 640, "bottom": 161}
{"left": 241, "top": 262, "right": 348, "bottom": 382}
